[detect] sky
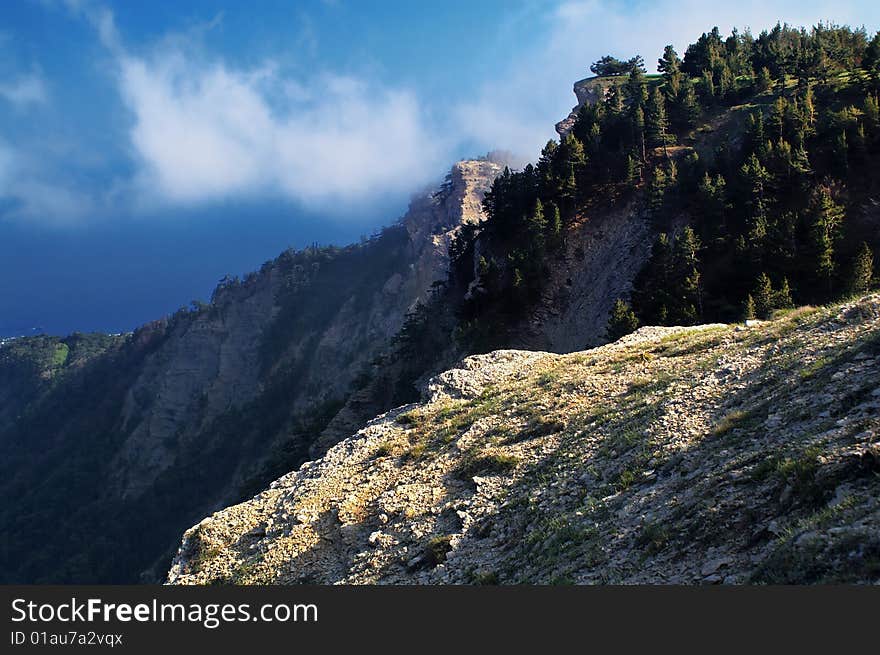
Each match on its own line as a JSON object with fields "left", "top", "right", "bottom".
{"left": 1, "top": 0, "right": 878, "bottom": 336}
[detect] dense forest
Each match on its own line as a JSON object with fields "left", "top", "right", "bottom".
{"left": 446, "top": 22, "right": 880, "bottom": 346}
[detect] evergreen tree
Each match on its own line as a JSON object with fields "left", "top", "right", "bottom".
{"left": 670, "top": 82, "right": 701, "bottom": 131}
{"left": 547, "top": 202, "right": 563, "bottom": 249}
{"left": 716, "top": 62, "right": 737, "bottom": 102}
{"left": 739, "top": 154, "right": 771, "bottom": 257}
{"left": 606, "top": 299, "right": 639, "bottom": 340}
{"left": 849, "top": 242, "right": 875, "bottom": 295}
{"left": 625, "top": 67, "right": 648, "bottom": 106}
{"left": 697, "top": 173, "right": 728, "bottom": 243}
{"left": 658, "top": 45, "right": 682, "bottom": 77}
{"left": 646, "top": 86, "right": 672, "bottom": 153}
{"left": 769, "top": 96, "right": 787, "bottom": 142}
{"left": 756, "top": 67, "right": 773, "bottom": 93}
{"left": 745, "top": 112, "right": 768, "bottom": 158}
{"left": 864, "top": 94, "right": 880, "bottom": 144}
{"left": 625, "top": 152, "right": 642, "bottom": 186}
{"left": 648, "top": 165, "right": 669, "bottom": 217}
{"left": 672, "top": 226, "right": 703, "bottom": 322}
{"left": 527, "top": 198, "right": 547, "bottom": 253}
{"left": 701, "top": 69, "right": 716, "bottom": 104}
{"left": 774, "top": 277, "right": 794, "bottom": 309}
{"left": 632, "top": 105, "right": 647, "bottom": 161}
{"left": 744, "top": 294, "right": 757, "bottom": 320}
{"left": 631, "top": 233, "right": 673, "bottom": 324}
{"left": 863, "top": 30, "right": 880, "bottom": 89}
{"left": 808, "top": 187, "right": 845, "bottom": 298}
{"left": 753, "top": 272, "right": 774, "bottom": 318}
{"left": 831, "top": 130, "right": 849, "bottom": 176}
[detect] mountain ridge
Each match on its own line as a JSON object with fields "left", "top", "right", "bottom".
{"left": 168, "top": 293, "right": 880, "bottom": 585}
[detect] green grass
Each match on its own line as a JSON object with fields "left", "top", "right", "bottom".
{"left": 798, "top": 356, "right": 832, "bottom": 381}
{"left": 453, "top": 452, "right": 520, "bottom": 482}
{"left": 710, "top": 409, "right": 755, "bottom": 438}
{"left": 752, "top": 446, "right": 828, "bottom": 507}
{"left": 636, "top": 522, "right": 671, "bottom": 555}
{"left": 52, "top": 343, "right": 69, "bottom": 367}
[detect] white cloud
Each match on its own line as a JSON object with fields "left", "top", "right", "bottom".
{"left": 453, "top": 0, "right": 880, "bottom": 159}
{"left": 116, "top": 49, "right": 450, "bottom": 209}
{"left": 9, "top": 0, "right": 880, "bottom": 221}
{"left": 0, "top": 74, "right": 48, "bottom": 108}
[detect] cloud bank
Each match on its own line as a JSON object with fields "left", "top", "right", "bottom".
{"left": 118, "top": 53, "right": 449, "bottom": 209}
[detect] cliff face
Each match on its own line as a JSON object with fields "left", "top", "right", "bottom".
{"left": 169, "top": 294, "right": 880, "bottom": 585}
{"left": 109, "top": 158, "right": 504, "bottom": 501}
{"left": 509, "top": 198, "right": 655, "bottom": 352}
{"left": 555, "top": 76, "right": 619, "bottom": 138}
{"left": 0, "top": 158, "right": 502, "bottom": 584}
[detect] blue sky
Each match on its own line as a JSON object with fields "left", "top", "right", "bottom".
{"left": 1, "top": 0, "right": 878, "bottom": 336}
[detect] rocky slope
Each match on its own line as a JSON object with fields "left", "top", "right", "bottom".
{"left": 0, "top": 157, "right": 503, "bottom": 583}
{"left": 511, "top": 197, "right": 655, "bottom": 352}
{"left": 169, "top": 294, "right": 880, "bottom": 585}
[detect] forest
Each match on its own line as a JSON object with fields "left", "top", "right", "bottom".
{"left": 451, "top": 22, "right": 880, "bottom": 345}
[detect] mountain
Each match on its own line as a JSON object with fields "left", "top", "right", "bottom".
{"left": 0, "top": 157, "right": 504, "bottom": 583}
{"left": 164, "top": 21, "right": 880, "bottom": 586}
{"left": 4, "top": 20, "right": 880, "bottom": 585}
{"left": 168, "top": 294, "right": 880, "bottom": 585}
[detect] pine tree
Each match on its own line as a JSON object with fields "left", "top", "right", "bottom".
{"left": 717, "top": 62, "right": 736, "bottom": 102}
{"left": 648, "top": 166, "right": 669, "bottom": 218}
{"left": 625, "top": 152, "right": 642, "bottom": 185}
{"left": 631, "top": 233, "right": 673, "bottom": 324}
{"left": 808, "top": 187, "right": 845, "bottom": 298}
{"left": 740, "top": 154, "right": 771, "bottom": 257}
{"left": 633, "top": 105, "right": 646, "bottom": 162}
{"left": 646, "top": 86, "right": 671, "bottom": 154}
{"left": 606, "top": 299, "right": 639, "bottom": 340}
{"left": 672, "top": 226, "right": 703, "bottom": 322}
{"left": 849, "top": 242, "right": 875, "bottom": 295}
{"left": 800, "top": 84, "right": 816, "bottom": 133}
{"left": 757, "top": 67, "right": 773, "bottom": 93}
{"left": 863, "top": 30, "right": 880, "bottom": 90}
{"left": 658, "top": 45, "right": 682, "bottom": 77}
{"left": 527, "top": 198, "right": 547, "bottom": 252}
{"left": 774, "top": 277, "right": 794, "bottom": 309}
{"left": 604, "top": 85, "right": 624, "bottom": 115}
{"left": 745, "top": 111, "right": 768, "bottom": 158}
{"left": 697, "top": 173, "right": 728, "bottom": 242}
{"left": 753, "top": 272, "right": 774, "bottom": 318}
{"left": 832, "top": 130, "right": 849, "bottom": 176}
{"left": 744, "top": 294, "right": 756, "bottom": 320}
{"left": 547, "top": 202, "right": 563, "bottom": 249}
{"left": 769, "top": 96, "right": 787, "bottom": 142}
{"left": 701, "top": 69, "right": 716, "bottom": 103}
{"left": 670, "top": 82, "right": 701, "bottom": 131}
{"left": 625, "top": 66, "right": 649, "bottom": 106}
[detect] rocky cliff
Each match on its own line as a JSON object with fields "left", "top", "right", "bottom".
{"left": 0, "top": 157, "right": 503, "bottom": 583}
{"left": 169, "top": 294, "right": 880, "bottom": 585}
{"left": 555, "top": 76, "right": 620, "bottom": 138}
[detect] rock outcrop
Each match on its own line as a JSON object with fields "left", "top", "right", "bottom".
{"left": 169, "top": 294, "right": 880, "bottom": 585}
{"left": 556, "top": 76, "right": 619, "bottom": 137}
